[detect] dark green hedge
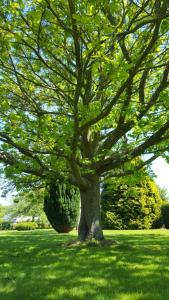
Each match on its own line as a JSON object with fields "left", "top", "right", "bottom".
{"left": 0, "top": 221, "right": 13, "bottom": 230}
{"left": 44, "top": 182, "right": 80, "bottom": 233}
{"left": 161, "top": 204, "right": 169, "bottom": 229}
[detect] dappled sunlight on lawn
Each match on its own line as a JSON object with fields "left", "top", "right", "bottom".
{"left": 0, "top": 229, "right": 169, "bottom": 300}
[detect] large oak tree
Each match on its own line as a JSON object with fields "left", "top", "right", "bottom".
{"left": 0, "top": 0, "right": 169, "bottom": 240}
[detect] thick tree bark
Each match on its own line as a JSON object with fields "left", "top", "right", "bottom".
{"left": 78, "top": 175, "right": 104, "bottom": 241}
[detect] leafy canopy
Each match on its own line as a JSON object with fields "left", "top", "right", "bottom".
{"left": 0, "top": 0, "right": 169, "bottom": 188}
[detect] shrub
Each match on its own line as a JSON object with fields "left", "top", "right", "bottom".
{"left": 36, "top": 219, "right": 51, "bottom": 229}
{"left": 0, "top": 221, "right": 13, "bottom": 230}
{"left": 104, "top": 211, "right": 123, "bottom": 230}
{"left": 44, "top": 182, "right": 80, "bottom": 233}
{"left": 152, "top": 214, "right": 163, "bottom": 229}
{"left": 101, "top": 175, "right": 162, "bottom": 230}
{"left": 161, "top": 204, "right": 169, "bottom": 229}
{"left": 14, "top": 221, "right": 38, "bottom": 231}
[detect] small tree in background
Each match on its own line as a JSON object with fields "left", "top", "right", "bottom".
{"left": 0, "top": 204, "right": 5, "bottom": 223}
{"left": 10, "top": 189, "right": 50, "bottom": 228}
{"left": 44, "top": 182, "right": 80, "bottom": 233}
{"left": 160, "top": 204, "right": 169, "bottom": 229}
{"left": 0, "top": 204, "right": 13, "bottom": 230}
{"left": 158, "top": 187, "right": 169, "bottom": 202}
{"left": 101, "top": 172, "right": 162, "bottom": 229}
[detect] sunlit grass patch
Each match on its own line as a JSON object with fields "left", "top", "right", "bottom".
{"left": 0, "top": 229, "right": 169, "bottom": 300}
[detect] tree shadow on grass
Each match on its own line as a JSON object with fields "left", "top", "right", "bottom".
{"left": 0, "top": 230, "right": 169, "bottom": 300}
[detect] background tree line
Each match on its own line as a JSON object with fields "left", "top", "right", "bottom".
{"left": 1, "top": 168, "right": 169, "bottom": 231}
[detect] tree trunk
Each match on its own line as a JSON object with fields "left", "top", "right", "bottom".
{"left": 78, "top": 175, "right": 104, "bottom": 241}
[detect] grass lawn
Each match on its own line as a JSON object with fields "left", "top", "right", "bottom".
{"left": 0, "top": 229, "right": 169, "bottom": 300}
